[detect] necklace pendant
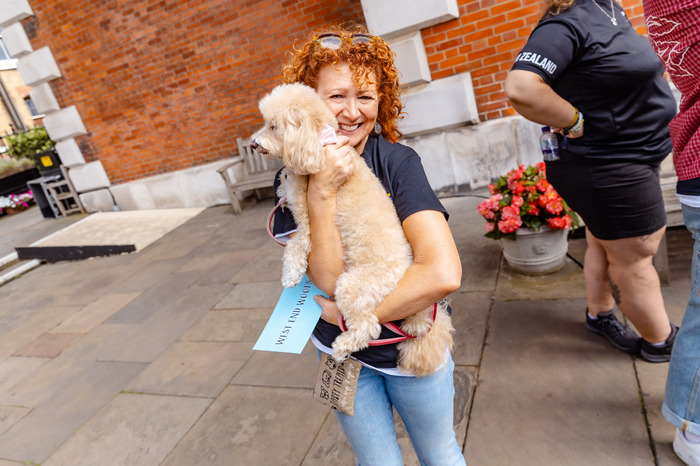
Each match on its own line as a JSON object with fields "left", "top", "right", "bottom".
{"left": 611, "top": 18, "right": 617, "bottom": 26}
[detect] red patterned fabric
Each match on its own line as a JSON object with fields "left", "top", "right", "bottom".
{"left": 644, "top": 0, "right": 700, "bottom": 182}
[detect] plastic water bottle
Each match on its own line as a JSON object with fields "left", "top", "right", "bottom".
{"left": 539, "top": 126, "right": 560, "bottom": 161}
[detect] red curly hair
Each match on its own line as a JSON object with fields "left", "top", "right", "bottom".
{"left": 281, "top": 23, "right": 403, "bottom": 143}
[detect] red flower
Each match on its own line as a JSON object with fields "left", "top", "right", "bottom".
{"left": 501, "top": 205, "right": 520, "bottom": 220}
{"left": 498, "top": 217, "right": 522, "bottom": 233}
{"left": 511, "top": 195, "right": 524, "bottom": 207}
{"left": 538, "top": 184, "right": 559, "bottom": 207}
{"left": 545, "top": 199, "right": 564, "bottom": 215}
{"left": 548, "top": 215, "right": 573, "bottom": 230}
{"left": 525, "top": 203, "right": 540, "bottom": 216}
{"left": 478, "top": 195, "right": 501, "bottom": 219}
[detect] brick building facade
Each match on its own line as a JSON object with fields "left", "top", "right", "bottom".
{"left": 0, "top": 0, "right": 649, "bottom": 210}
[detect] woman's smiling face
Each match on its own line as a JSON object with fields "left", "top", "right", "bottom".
{"left": 316, "top": 63, "right": 379, "bottom": 154}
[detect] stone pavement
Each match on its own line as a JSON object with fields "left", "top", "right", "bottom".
{"left": 0, "top": 194, "right": 692, "bottom": 465}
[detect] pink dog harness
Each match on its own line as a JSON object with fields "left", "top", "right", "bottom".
{"left": 338, "top": 302, "right": 439, "bottom": 346}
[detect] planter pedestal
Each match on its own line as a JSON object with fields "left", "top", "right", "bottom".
{"left": 500, "top": 226, "right": 568, "bottom": 275}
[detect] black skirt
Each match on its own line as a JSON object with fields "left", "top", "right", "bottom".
{"left": 545, "top": 153, "right": 667, "bottom": 240}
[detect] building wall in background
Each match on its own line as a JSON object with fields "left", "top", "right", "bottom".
{"left": 15, "top": 0, "right": 647, "bottom": 185}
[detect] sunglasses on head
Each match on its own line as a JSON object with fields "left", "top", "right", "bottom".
{"left": 315, "top": 33, "right": 374, "bottom": 50}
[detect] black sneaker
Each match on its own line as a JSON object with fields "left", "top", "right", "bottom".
{"left": 640, "top": 323, "right": 679, "bottom": 363}
{"left": 585, "top": 309, "right": 642, "bottom": 354}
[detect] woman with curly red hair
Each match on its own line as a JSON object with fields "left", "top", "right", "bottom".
{"left": 272, "top": 23, "right": 465, "bottom": 465}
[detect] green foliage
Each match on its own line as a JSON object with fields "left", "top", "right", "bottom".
{"left": 0, "top": 157, "right": 36, "bottom": 179}
{"left": 6, "top": 127, "right": 55, "bottom": 160}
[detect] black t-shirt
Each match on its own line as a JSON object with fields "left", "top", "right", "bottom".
{"left": 511, "top": 0, "right": 676, "bottom": 162}
{"left": 272, "top": 134, "right": 447, "bottom": 368}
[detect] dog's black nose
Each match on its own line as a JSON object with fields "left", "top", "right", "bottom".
{"left": 250, "top": 139, "right": 259, "bottom": 151}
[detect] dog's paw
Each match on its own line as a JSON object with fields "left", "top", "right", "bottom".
{"left": 281, "top": 265, "right": 304, "bottom": 288}
{"left": 332, "top": 333, "right": 359, "bottom": 362}
{"left": 281, "top": 274, "right": 301, "bottom": 288}
{"left": 331, "top": 345, "right": 350, "bottom": 363}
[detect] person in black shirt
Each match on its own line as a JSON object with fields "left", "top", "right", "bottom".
{"left": 505, "top": 0, "right": 678, "bottom": 362}
{"left": 272, "top": 24, "right": 465, "bottom": 465}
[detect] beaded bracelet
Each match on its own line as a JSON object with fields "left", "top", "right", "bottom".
{"left": 564, "top": 110, "right": 584, "bottom": 135}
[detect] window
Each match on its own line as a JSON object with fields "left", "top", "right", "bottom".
{"left": 0, "top": 28, "right": 15, "bottom": 62}
{"left": 24, "top": 97, "right": 41, "bottom": 117}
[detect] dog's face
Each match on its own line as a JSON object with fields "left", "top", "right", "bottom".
{"left": 251, "top": 83, "right": 338, "bottom": 175}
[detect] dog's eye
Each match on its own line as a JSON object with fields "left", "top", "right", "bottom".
{"left": 270, "top": 124, "right": 276, "bottom": 131}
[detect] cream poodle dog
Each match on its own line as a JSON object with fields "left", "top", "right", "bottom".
{"left": 251, "top": 83, "right": 453, "bottom": 376}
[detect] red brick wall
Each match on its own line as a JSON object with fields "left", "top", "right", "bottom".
{"left": 22, "top": 0, "right": 647, "bottom": 183}
{"left": 25, "top": 0, "right": 365, "bottom": 183}
{"left": 421, "top": 0, "right": 647, "bottom": 121}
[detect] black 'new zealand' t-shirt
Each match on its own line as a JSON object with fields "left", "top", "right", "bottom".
{"left": 511, "top": 0, "right": 676, "bottom": 162}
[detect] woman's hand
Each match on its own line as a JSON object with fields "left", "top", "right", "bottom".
{"left": 551, "top": 125, "right": 584, "bottom": 139}
{"left": 314, "top": 295, "right": 341, "bottom": 326}
{"left": 308, "top": 135, "right": 354, "bottom": 201}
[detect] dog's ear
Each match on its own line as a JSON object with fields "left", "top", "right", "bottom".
{"left": 282, "top": 106, "right": 325, "bottom": 175}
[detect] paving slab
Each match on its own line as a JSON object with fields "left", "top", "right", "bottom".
{"left": 0, "top": 407, "right": 29, "bottom": 439}
{"left": 49, "top": 292, "right": 142, "bottom": 334}
{"left": 303, "top": 415, "right": 356, "bottom": 465}
{"left": 216, "top": 280, "right": 283, "bottom": 309}
{"left": 43, "top": 393, "right": 212, "bottom": 466}
{"left": 180, "top": 309, "right": 271, "bottom": 342}
{"left": 495, "top": 251, "right": 588, "bottom": 301}
{"left": 13, "top": 332, "right": 81, "bottom": 357}
{"left": 66, "top": 284, "right": 231, "bottom": 363}
{"left": 0, "top": 305, "right": 80, "bottom": 361}
{"left": 106, "top": 271, "right": 205, "bottom": 324}
{"left": 466, "top": 298, "right": 655, "bottom": 465}
{"left": 231, "top": 342, "right": 320, "bottom": 389}
{"left": 161, "top": 385, "right": 330, "bottom": 466}
{"left": 124, "top": 341, "right": 250, "bottom": 397}
{"left": 0, "top": 361, "right": 145, "bottom": 463}
{"left": 450, "top": 290, "right": 492, "bottom": 366}
{"left": 231, "top": 241, "right": 284, "bottom": 284}
{"left": 0, "top": 357, "right": 50, "bottom": 398}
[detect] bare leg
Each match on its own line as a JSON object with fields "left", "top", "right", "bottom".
{"left": 589, "top": 227, "right": 672, "bottom": 343}
{"left": 584, "top": 228, "right": 616, "bottom": 315}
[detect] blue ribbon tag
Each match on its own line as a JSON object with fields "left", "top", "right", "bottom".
{"left": 253, "top": 274, "right": 326, "bottom": 354}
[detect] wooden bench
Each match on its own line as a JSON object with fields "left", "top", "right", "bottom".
{"left": 217, "top": 137, "right": 284, "bottom": 214}
{"left": 46, "top": 165, "right": 86, "bottom": 217}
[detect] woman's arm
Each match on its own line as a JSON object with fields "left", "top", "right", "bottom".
{"left": 504, "top": 69, "right": 583, "bottom": 138}
{"left": 305, "top": 137, "right": 354, "bottom": 296}
{"left": 315, "top": 209, "right": 462, "bottom": 324}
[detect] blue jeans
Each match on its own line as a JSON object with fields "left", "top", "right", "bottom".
{"left": 333, "top": 355, "right": 466, "bottom": 466}
{"left": 663, "top": 204, "right": 700, "bottom": 436}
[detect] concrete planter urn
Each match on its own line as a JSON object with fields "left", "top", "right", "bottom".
{"left": 500, "top": 226, "right": 568, "bottom": 275}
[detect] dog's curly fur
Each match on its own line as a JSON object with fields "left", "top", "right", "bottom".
{"left": 252, "top": 83, "right": 453, "bottom": 376}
